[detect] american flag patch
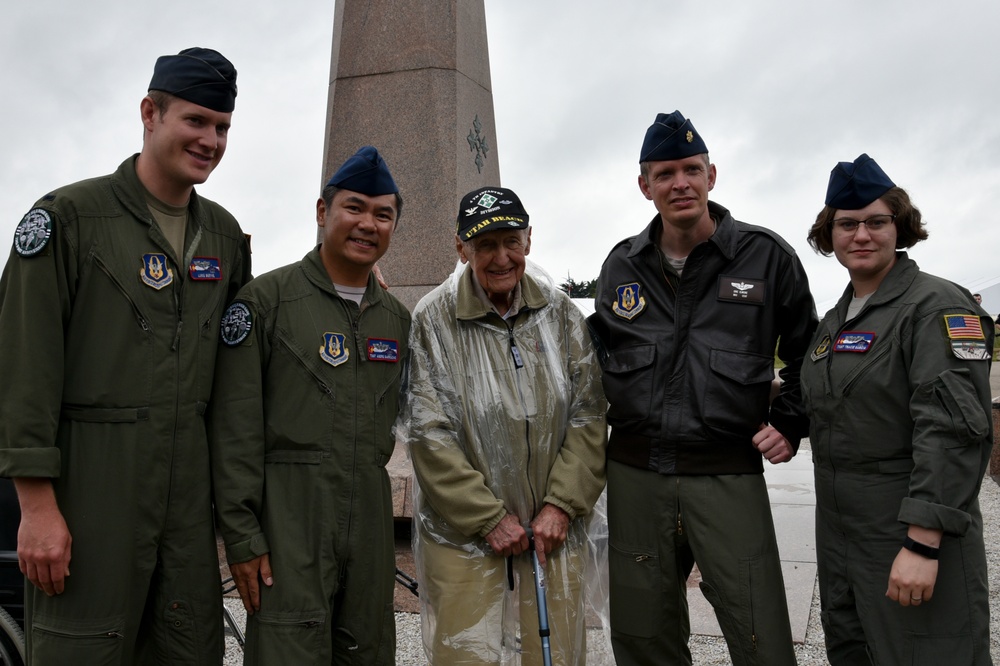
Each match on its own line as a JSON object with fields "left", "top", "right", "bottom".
{"left": 943, "top": 315, "right": 985, "bottom": 340}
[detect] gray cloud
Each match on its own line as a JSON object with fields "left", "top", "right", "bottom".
{"left": 2, "top": 0, "right": 998, "bottom": 314}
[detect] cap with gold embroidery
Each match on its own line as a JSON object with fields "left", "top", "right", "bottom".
{"left": 639, "top": 110, "right": 708, "bottom": 162}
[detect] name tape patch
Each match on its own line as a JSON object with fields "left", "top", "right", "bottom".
{"left": 190, "top": 257, "right": 222, "bottom": 281}
{"left": 367, "top": 338, "right": 399, "bottom": 362}
{"left": 717, "top": 276, "right": 765, "bottom": 304}
{"left": 834, "top": 331, "right": 876, "bottom": 353}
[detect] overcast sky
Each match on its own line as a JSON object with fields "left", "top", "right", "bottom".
{"left": 2, "top": 0, "right": 999, "bottom": 313}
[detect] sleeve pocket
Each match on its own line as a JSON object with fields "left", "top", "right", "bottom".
{"left": 933, "top": 368, "right": 990, "bottom": 448}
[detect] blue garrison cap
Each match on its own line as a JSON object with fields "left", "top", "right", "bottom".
{"left": 326, "top": 147, "right": 399, "bottom": 196}
{"left": 825, "top": 154, "right": 895, "bottom": 210}
{"left": 639, "top": 110, "right": 708, "bottom": 162}
{"left": 148, "top": 47, "right": 238, "bottom": 113}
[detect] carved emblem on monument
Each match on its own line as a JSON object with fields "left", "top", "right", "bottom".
{"left": 467, "top": 115, "right": 491, "bottom": 173}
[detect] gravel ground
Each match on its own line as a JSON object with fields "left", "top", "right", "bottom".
{"left": 223, "top": 475, "right": 1000, "bottom": 664}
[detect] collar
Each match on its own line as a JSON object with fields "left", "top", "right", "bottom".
{"left": 471, "top": 275, "right": 522, "bottom": 318}
{"left": 834, "top": 252, "right": 917, "bottom": 319}
{"left": 302, "top": 245, "right": 384, "bottom": 305}
{"left": 455, "top": 264, "right": 547, "bottom": 321}
{"left": 112, "top": 154, "right": 205, "bottom": 227}
{"left": 627, "top": 201, "right": 739, "bottom": 261}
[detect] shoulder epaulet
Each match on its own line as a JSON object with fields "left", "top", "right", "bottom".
{"left": 598, "top": 234, "right": 641, "bottom": 271}
{"left": 734, "top": 220, "right": 797, "bottom": 256}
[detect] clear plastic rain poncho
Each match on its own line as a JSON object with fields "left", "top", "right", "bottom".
{"left": 399, "top": 260, "right": 612, "bottom": 665}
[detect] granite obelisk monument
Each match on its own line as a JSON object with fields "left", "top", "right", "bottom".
{"left": 321, "top": 0, "right": 501, "bottom": 310}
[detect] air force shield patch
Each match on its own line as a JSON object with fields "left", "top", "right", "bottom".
{"left": 320, "top": 332, "right": 350, "bottom": 367}
{"left": 140, "top": 253, "right": 174, "bottom": 290}
{"left": 811, "top": 335, "right": 831, "bottom": 361}
{"left": 613, "top": 282, "right": 646, "bottom": 321}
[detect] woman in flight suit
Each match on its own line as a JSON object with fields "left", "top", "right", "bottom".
{"left": 801, "top": 154, "right": 993, "bottom": 665}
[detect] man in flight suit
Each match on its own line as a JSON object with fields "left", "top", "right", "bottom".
{"left": 0, "top": 48, "right": 249, "bottom": 663}
{"left": 209, "top": 147, "right": 410, "bottom": 665}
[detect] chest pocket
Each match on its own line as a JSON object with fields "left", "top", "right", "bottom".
{"left": 374, "top": 361, "right": 405, "bottom": 466}
{"left": 702, "top": 349, "right": 775, "bottom": 437}
{"left": 264, "top": 333, "right": 336, "bottom": 453}
{"left": 602, "top": 344, "right": 655, "bottom": 423}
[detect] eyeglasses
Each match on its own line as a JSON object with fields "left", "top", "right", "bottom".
{"left": 470, "top": 236, "right": 526, "bottom": 256}
{"left": 830, "top": 214, "right": 896, "bottom": 235}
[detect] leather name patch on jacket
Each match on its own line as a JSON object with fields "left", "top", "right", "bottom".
{"left": 717, "top": 276, "right": 765, "bottom": 304}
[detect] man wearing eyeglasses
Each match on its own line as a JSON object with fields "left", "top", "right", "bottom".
{"left": 589, "top": 111, "right": 818, "bottom": 666}
{"left": 402, "top": 186, "right": 608, "bottom": 663}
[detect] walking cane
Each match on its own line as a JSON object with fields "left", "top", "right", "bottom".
{"left": 525, "top": 528, "right": 553, "bottom": 666}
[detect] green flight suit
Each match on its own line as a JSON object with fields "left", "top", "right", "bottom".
{"left": 801, "top": 254, "right": 993, "bottom": 665}
{"left": 0, "top": 155, "right": 251, "bottom": 664}
{"left": 208, "top": 248, "right": 410, "bottom": 665}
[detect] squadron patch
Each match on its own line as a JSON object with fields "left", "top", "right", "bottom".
{"left": 833, "top": 331, "right": 876, "bottom": 353}
{"left": 613, "top": 282, "right": 647, "bottom": 320}
{"left": 950, "top": 340, "right": 991, "bottom": 361}
{"left": 367, "top": 338, "right": 399, "bottom": 363}
{"left": 189, "top": 257, "right": 222, "bottom": 281}
{"left": 717, "top": 276, "right": 766, "bottom": 304}
{"left": 139, "top": 253, "right": 174, "bottom": 290}
{"left": 220, "top": 302, "right": 252, "bottom": 346}
{"left": 13, "top": 208, "right": 53, "bottom": 257}
{"left": 320, "top": 332, "right": 350, "bottom": 367}
{"left": 810, "top": 335, "right": 831, "bottom": 361}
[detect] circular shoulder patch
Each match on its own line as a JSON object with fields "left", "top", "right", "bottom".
{"left": 220, "top": 302, "right": 253, "bottom": 346}
{"left": 14, "top": 208, "right": 53, "bottom": 257}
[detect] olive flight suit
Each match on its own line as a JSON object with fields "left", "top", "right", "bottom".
{"left": 209, "top": 248, "right": 410, "bottom": 665}
{"left": 0, "top": 155, "right": 251, "bottom": 664}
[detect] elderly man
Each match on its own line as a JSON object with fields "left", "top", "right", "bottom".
{"left": 590, "top": 111, "right": 817, "bottom": 665}
{"left": 209, "top": 147, "right": 409, "bottom": 665}
{"left": 403, "top": 187, "right": 608, "bottom": 665}
{"left": 0, "top": 48, "right": 248, "bottom": 663}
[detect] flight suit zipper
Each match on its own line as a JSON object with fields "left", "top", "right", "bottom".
{"left": 94, "top": 254, "right": 150, "bottom": 332}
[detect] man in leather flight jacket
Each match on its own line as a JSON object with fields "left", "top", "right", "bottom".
{"left": 589, "top": 111, "right": 818, "bottom": 666}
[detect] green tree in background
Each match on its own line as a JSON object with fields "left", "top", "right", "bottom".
{"left": 560, "top": 275, "right": 598, "bottom": 298}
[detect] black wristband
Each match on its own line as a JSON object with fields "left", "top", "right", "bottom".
{"left": 903, "top": 536, "right": 940, "bottom": 560}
